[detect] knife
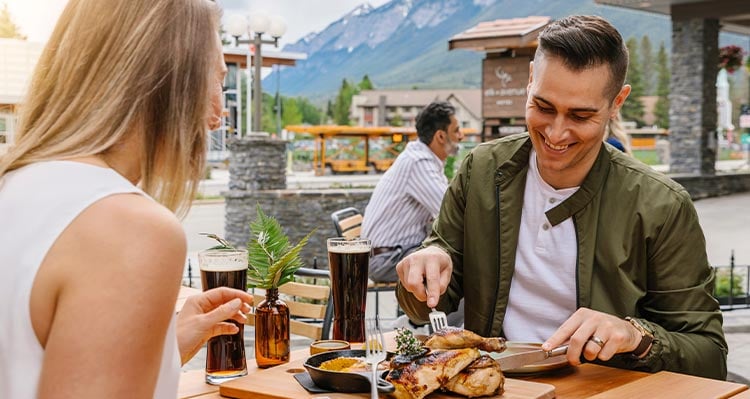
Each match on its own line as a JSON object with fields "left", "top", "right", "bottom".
{"left": 495, "top": 345, "right": 569, "bottom": 371}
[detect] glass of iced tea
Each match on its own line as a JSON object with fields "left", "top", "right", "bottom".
{"left": 198, "top": 248, "right": 248, "bottom": 385}
{"left": 326, "top": 238, "right": 371, "bottom": 343}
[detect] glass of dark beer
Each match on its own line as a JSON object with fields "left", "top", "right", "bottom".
{"left": 326, "top": 238, "right": 371, "bottom": 343}
{"left": 198, "top": 248, "right": 248, "bottom": 385}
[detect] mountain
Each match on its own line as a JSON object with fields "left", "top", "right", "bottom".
{"left": 268, "top": 0, "right": 748, "bottom": 101}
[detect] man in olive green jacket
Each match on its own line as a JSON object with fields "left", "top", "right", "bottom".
{"left": 396, "top": 15, "right": 727, "bottom": 380}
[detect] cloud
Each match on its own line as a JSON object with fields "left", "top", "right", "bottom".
{"left": 7, "top": 0, "right": 390, "bottom": 45}
{"left": 217, "top": 0, "right": 389, "bottom": 46}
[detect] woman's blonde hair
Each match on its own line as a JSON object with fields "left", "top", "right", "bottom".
{"left": 604, "top": 112, "right": 632, "bottom": 155}
{"left": 0, "top": 0, "right": 222, "bottom": 215}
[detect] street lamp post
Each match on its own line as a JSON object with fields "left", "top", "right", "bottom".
{"left": 226, "top": 12, "right": 287, "bottom": 134}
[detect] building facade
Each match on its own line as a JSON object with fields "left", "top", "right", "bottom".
{"left": 0, "top": 39, "right": 44, "bottom": 155}
{"left": 350, "top": 89, "right": 482, "bottom": 131}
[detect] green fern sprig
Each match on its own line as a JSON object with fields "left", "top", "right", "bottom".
{"left": 247, "top": 205, "right": 314, "bottom": 289}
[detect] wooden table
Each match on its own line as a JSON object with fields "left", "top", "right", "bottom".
{"left": 178, "top": 362, "right": 748, "bottom": 399}
{"left": 177, "top": 329, "right": 749, "bottom": 399}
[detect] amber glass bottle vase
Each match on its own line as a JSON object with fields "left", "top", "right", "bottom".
{"left": 254, "top": 288, "right": 290, "bottom": 368}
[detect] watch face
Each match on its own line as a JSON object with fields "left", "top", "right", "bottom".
{"left": 626, "top": 317, "right": 654, "bottom": 358}
{"left": 629, "top": 318, "right": 653, "bottom": 338}
{"left": 627, "top": 318, "right": 641, "bottom": 331}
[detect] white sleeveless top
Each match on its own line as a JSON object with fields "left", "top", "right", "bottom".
{"left": 0, "top": 161, "right": 181, "bottom": 398}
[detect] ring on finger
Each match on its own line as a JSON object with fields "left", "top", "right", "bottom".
{"left": 589, "top": 335, "right": 605, "bottom": 348}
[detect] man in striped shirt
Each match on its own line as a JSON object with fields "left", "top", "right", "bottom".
{"left": 362, "top": 101, "right": 464, "bottom": 283}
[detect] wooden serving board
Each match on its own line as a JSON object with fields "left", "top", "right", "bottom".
{"left": 219, "top": 358, "right": 555, "bottom": 399}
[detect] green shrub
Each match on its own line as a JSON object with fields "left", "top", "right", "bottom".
{"left": 444, "top": 156, "right": 456, "bottom": 180}
{"left": 714, "top": 271, "right": 746, "bottom": 297}
{"left": 632, "top": 149, "right": 660, "bottom": 165}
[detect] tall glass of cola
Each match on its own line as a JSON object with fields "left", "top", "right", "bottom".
{"left": 326, "top": 238, "right": 371, "bottom": 343}
{"left": 198, "top": 248, "right": 248, "bottom": 384}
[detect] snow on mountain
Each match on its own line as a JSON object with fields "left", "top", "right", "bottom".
{"left": 283, "top": 0, "right": 411, "bottom": 54}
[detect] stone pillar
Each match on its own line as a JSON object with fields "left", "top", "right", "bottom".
{"left": 669, "top": 17, "right": 719, "bottom": 175}
{"left": 225, "top": 133, "right": 287, "bottom": 248}
{"left": 227, "top": 133, "right": 287, "bottom": 191}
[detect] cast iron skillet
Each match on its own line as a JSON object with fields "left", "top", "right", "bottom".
{"left": 303, "top": 349, "right": 395, "bottom": 393}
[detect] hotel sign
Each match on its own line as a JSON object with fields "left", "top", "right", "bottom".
{"left": 482, "top": 56, "right": 530, "bottom": 119}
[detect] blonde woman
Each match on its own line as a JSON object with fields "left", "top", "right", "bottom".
{"left": 0, "top": 0, "right": 252, "bottom": 398}
{"left": 604, "top": 112, "right": 632, "bottom": 155}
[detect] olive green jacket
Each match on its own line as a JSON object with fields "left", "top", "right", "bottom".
{"left": 397, "top": 134, "right": 727, "bottom": 379}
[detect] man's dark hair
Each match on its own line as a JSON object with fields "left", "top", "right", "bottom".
{"left": 535, "top": 15, "right": 628, "bottom": 100}
{"left": 415, "top": 101, "right": 455, "bottom": 145}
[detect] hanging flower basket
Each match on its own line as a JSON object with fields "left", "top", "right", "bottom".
{"left": 718, "top": 45, "right": 744, "bottom": 73}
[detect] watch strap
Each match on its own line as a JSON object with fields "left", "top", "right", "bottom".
{"left": 626, "top": 317, "right": 653, "bottom": 358}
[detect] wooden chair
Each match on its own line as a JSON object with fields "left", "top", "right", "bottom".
{"left": 330, "top": 207, "right": 400, "bottom": 320}
{"left": 247, "top": 267, "right": 333, "bottom": 340}
{"left": 331, "top": 207, "right": 363, "bottom": 240}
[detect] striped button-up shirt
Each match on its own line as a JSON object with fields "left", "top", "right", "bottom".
{"left": 362, "top": 140, "right": 448, "bottom": 248}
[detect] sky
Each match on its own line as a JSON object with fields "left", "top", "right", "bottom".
{"left": 4, "top": 0, "right": 390, "bottom": 46}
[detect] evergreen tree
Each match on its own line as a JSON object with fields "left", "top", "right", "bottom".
{"left": 325, "top": 100, "right": 334, "bottom": 124}
{"left": 281, "top": 97, "right": 302, "bottom": 127}
{"left": 653, "top": 41, "right": 671, "bottom": 129}
{"left": 328, "top": 74, "right": 375, "bottom": 125}
{"left": 297, "top": 98, "right": 323, "bottom": 125}
{"left": 640, "top": 35, "right": 655, "bottom": 95}
{"left": 261, "top": 92, "right": 276, "bottom": 134}
{"left": 0, "top": 4, "right": 26, "bottom": 40}
{"left": 359, "top": 74, "right": 374, "bottom": 91}
{"left": 621, "top": 37, "right": 646, "bottom": 127}
{"left": 332, "top": 79, "right": 358, "bottom": 125}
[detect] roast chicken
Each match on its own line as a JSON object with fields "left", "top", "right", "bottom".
{"left": 424, "top": 327, "right": 506, "bottom": 352}
{"left": 386, "top": 328, "right": 507, "bottom": 399}
{"left": 443, "top": 355, "right": 505, "bottom": 398}
{"left": 387, "top": 348, "right": 480, "bottom": 399}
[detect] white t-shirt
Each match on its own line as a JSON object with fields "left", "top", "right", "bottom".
{"left": 503, "top": 150, "right": 579, "bottom": 342}
{"left": 0, "top": 161, "right": 180, "bottom": 398}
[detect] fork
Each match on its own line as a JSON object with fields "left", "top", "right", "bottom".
{"left": 365, "top": 318, "right": 387, "bottom": 399}
{"left": 424, "top": 285, "right": 448, "bottom": 332}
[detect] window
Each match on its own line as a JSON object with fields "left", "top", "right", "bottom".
{"left": 0, "top": 117, "right": 6, "bottom": 144}
{"left": 364, "top": 108, "right": 374, "bottom": 126}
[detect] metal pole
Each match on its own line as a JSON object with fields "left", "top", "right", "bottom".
{"left": 730, "top": 249, "right": 735, "bottom": 308}
{"left": 276, "top": 65, "right": 282, "bottom": 136}
{"left": 253, "top": 33, "right": 263, "bottom": 133}
{"left": 247, "top": 49, "right": 253, "bottom": 135}
{"left": 233, "top": 36, "right": 245, "bottom": 138}
{"left": 187, "top": 258, "right": 193, "bottom": 288}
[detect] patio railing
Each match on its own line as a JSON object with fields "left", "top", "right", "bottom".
{"left": 712, "top": 251, "right": 750, "bottom": 311}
